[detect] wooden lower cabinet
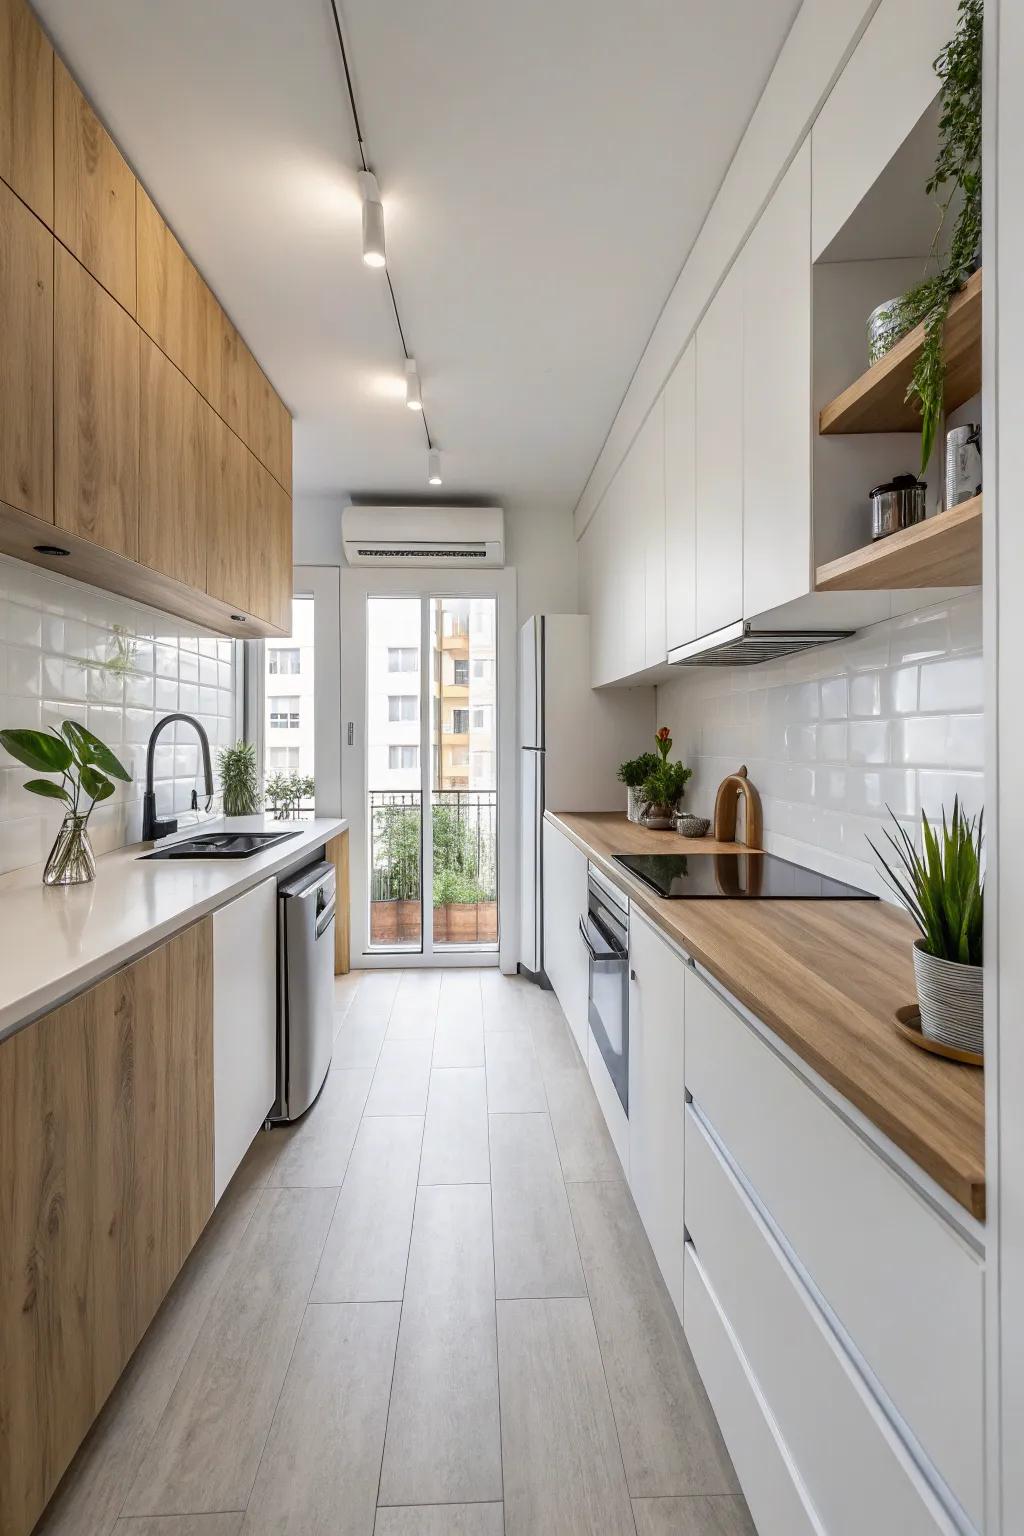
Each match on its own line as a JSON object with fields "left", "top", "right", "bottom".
{"left": 326, "top": 828, "right": 351, "bottom": 975}
{"left": 0, "top": 178, "right": 53, "bottom": 522}
{"left": 54, "top": 244, "right": 140, "bottom": 560}
{"left": 0, "top": 920, "right": 214, "bottom": 1536}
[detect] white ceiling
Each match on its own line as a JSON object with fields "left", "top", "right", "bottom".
{"left": 36, "top": 0, "right": 801, "bottom": 519}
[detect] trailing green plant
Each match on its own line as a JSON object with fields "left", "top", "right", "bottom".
{"left": 868, "top": 798, "right": 983, "bottom": 966}
{"left": 265, "top": 771, "right": 315, "bottom": 818}
{"left": 74, "top": 625, "right": 140, "bottom": 680}
{"left": 218, "top": 740, "right": 262, "bottom": 816}
{"left": 617, "top": 751, "right": 660, "bottom": 788}
{"left": 641, "top": 759, "right": 693, "bottom": 812}
{"left": 0, "top": 721, "right": 131, "bottom": 822}
{"left": 885, "top": 0, "right": 983, "bottom": 474}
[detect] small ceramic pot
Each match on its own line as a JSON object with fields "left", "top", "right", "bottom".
{"left": 626, "top": 786, "right": 644, "bottom": 824}
{"left": 643, "top": 803, "right": 677, "bottom": 831}
{"left": 912, "top": 939, "right": 983, "bottom": 1056}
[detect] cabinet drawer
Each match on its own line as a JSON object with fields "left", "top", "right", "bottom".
{"left": 683, "top": 1244, "right": 818, "bottom": 1536}
{"left": 684, "top": 968, "right": 983, "bottom": 1527}
{"left": 685, "top": 1110, "right": 957, "bottom": 1536}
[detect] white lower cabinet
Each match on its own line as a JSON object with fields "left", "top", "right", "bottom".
{"left": 627, "top": 908, "right": 686, "bottom": 1319}
{"left": 683, "top": 965, "right": 983, "bottom": 1536}
{"left": 212, "top": 876, "right": 278, "bottom": 1202}
{"left": 686, "top": 1109, "right": 954, "bottom": 1536}
{"left": 542, "top": 819, "right": 589, "bottom": 1058}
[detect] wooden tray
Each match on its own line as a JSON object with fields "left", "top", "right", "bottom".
{"left": 894, "top": 1004, "right": 983, "bottom": 1067}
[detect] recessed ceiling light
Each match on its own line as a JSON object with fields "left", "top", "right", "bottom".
{"left": 428, "top": 448, "right": 442, "bottom": 486}
{"left": 405, "top": 359, "right": 423, "bottom": 411}
{"left": 33, "top": 544, "right": 71, "bottom": 557}
{"left": 357, "top": 170, "right": 385, "bottom": 268}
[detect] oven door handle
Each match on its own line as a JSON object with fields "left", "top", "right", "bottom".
{"left": 578, "top": 916, "right": 598, "bottom": 962}
{"left": 580, "top": 916, "right": 628, "bottom": 969}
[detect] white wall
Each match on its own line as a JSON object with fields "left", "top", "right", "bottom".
{"left": 656, "top": 593, "right": 983, "bottom": 895}
{"left": 0, "top": 555, "right": 237, "bottom": 875}
{"left": 293, "top": 495, "right": 579, "bottom": 624}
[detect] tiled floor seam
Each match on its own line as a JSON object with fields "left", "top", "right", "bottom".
{"left": 238, "top": 1181, "right": 344, "bottom": 1522}
{"left": 373, "top": 979, "right": 439, "bottom": 1518}
{"left": 482, "top": 1007, "right": 507, "bottom": 1514}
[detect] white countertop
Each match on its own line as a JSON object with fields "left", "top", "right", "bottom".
{"left": 0, "top": 814, "right": 348, "bottom": 1041}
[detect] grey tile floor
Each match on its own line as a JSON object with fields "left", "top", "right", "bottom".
{"left": 38, "top": 968, "right": 755, "bottom": 1536}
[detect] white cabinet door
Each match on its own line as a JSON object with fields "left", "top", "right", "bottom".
{"left": 634, "top": 397, "right": 666, "bottom": 668}
{"left": 614, "top": 452, "right": 646, "bottom": 679}
{"left": 628, "top": 908, "right": 687, "bottom": 1318}
{"left": 212, "top": 876, "right": 278, "bottom": 1202}
{"left": 542, "top": 818, "right": 589, "bottom": 1058}
{"left": 742, "top": 140, "right": 812, "bottom": 620}
{"left": 664, "top": 338, "right": 697, "bottom": 653}
{"left": 695, "top": 261, "right": 743, "bottom": 638}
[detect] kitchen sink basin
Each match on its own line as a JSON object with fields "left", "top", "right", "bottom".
{"left": 140, "top": 831, "right": 302, "bottom": 860}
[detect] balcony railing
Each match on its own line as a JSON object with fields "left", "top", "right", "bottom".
{"left": 369, "top": 788, "right": 497, "bottom": 945}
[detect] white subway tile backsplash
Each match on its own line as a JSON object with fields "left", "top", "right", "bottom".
{"left": 0, "top": 555, "right": 239, "bottom": 875}
{"left": 657, "top": 594, "right": 983, "bottom": 893}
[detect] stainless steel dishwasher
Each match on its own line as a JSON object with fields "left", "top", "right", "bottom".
{"left": 273, "top": 859, "right": 336, "bottom": 1122}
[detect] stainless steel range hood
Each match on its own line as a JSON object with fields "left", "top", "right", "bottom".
{"left": 667, "top": 620, "right": 856, "bottom": 668}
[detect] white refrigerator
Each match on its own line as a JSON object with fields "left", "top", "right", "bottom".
{"left": 518, "top": 614, "right": 655, "bottom": 978}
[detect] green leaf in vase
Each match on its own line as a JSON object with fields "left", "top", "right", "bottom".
{"left": 0, "top": 728, "right": 74, "bottom": 774}
{"left": 62, "top": 721, "right": 132, "bottom": 781}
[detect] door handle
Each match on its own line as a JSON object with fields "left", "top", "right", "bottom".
{"left": 579, "top": 917, "right": 597, "bottom": 961}
{"left": 630, "top": 969, "right": 637, "bottom": 982}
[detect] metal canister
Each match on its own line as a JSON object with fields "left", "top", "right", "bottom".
{"left": 945, "top": 424, "right": 982, "bottom": 508}
{"left": 870, "top": 474, "right": 927, "bottom": 541}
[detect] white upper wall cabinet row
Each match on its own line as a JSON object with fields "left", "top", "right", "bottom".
{"left": 578, "top": 0, "right": 960, "bottom": 689}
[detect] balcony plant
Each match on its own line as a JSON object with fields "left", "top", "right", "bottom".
{"left": 640, "top": 728, "right": 693, "bottom": 830}
{"left": 869, "top": 799, "right": 983, "bottom": 1054}
{"left": 617, "top": 751, "right": 660, "bottom": 823}
{"left": 265, "top": 771, "right": 315, "bottom": 820}
{"left": 0, "top": 721, "right": 131, "bottom": 885}
{"left": 218, "top": 740, "right": 262, "bottom": 817}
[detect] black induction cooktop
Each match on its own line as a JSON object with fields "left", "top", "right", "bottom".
{"left": 612, "top": 851, "right": 877, "bottom": 901}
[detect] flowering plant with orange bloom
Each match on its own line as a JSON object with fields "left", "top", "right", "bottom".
{"left": 655, "top": 726, "right": 672, "bottom": 763}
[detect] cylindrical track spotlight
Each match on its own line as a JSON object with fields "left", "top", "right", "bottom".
{"left": 427, "top": 448, "right": 442, "bottom": 486}
{"left": 405, "top": 359, "right": 422, "bottom": 410}
{"left": 357, "top": 170, "right": 385, "bottom": 268}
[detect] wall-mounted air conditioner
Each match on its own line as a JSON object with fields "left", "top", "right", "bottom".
{"left": 341, "top": 505, "right": 505, "bottom": 567}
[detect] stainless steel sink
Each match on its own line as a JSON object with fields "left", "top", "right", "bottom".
{"left": 139, "top": 831, "right": 302, "bottom": 860}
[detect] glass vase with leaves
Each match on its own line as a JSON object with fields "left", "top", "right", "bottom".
{"left": 0, "top": 722, "right": 132, "bottom": 885}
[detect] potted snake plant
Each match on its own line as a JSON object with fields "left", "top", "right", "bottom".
{"left": 870, "top": 798, "right": 983, "bottom": 1055}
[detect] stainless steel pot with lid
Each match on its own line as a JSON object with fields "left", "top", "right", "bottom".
{"left": 870, "top": 473, "right": 927, "bottom": 541}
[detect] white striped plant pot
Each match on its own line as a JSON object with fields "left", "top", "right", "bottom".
{"left": 912, "top": 940, "right": 984, "bottom": 1056}
{"left": 626, "top": 787, "right": 644, "bottom": 824}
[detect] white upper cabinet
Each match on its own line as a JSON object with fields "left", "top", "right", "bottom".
{"left": 742, "top": 141, "right": 812, "bottom": 619}
{"left": 695, "top": 260, "right": 743, "bottom": 639}
{"left": 811, "top": 0, "right": 959, "bottom": 260}
{"left": 664, "top": 338, "right": 697, "bottom": 653}
{"left": 634, "top": 397, "right": 666, "bottom": 667}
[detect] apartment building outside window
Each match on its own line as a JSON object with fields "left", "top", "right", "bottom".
{"left": 270, "top": 696, "right": 300, "bottom": 729}
{"left": 388, "top": 695, "right": 418, "bottom": 722}
{"left": 269, "top": 746, "right": 300, "bottom": 770}
{"left": 268, "top": 648, "right": 300, "bottom": 675}
{"left": 389, "top": 744, "right": 419, "bottom": 770}
{"left": 388, "top": 647, "right": 418, "bottom": 672}
{"left": 453, "top": 658, "right": 469, "bottom": 686}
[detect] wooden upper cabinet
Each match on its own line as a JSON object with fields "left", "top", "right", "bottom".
{"left": 0, "top": 920, "right": 213, "bottom": 1536}
{"left": 246, "top": 356, "right": 292, "bottom": 492}
{"left": 248, "top": 451, "right": 293, "bottom": 631}
{"left": 206, "top": 411, "right": 251, "bottom": 616}
{"left": 139, "top": 333, "right": 208, "bottom": 590}
{"left": 54, "top": 245, "right": 140, "bottom": 559}
{"left": 0, "top": 0, "right": 53, "bottom": 227}
{"left": 137, "top": 184, "right": 209, "bottom": 392}
{"left": 0, "top": 179, "right": 53, "bottom": 522}
{"left": 53, "top": 57, "right": 136, "bottom": 315}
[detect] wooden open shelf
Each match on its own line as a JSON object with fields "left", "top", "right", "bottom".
{"left": 815, "top": 495, "right": 982, "bottom": 591}
{"left": 819, "top": 269, "right": 982, "bottom": 435}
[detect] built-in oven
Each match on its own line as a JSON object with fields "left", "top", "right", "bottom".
{"left": 579, "top": 863, "right": 629, "bottom": 1114}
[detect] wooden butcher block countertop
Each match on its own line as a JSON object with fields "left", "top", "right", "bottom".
{"left": 548, "top": 811, "right": 985, "bottom": 1221}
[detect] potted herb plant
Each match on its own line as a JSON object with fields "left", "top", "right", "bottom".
{"left": 869, "top": 799, "right": 983, "bottom": 1055}
{"left": 640, "top": 727, "right": 694, "bottom": 830}
{"left": 617, "top": 751, "right": 660, "bottom": 822}
{"left": 0, "top": 721, "right": 131, "bottom": 885}
{"left": 218, "top": 740, "right": 262, "bottom": 817}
